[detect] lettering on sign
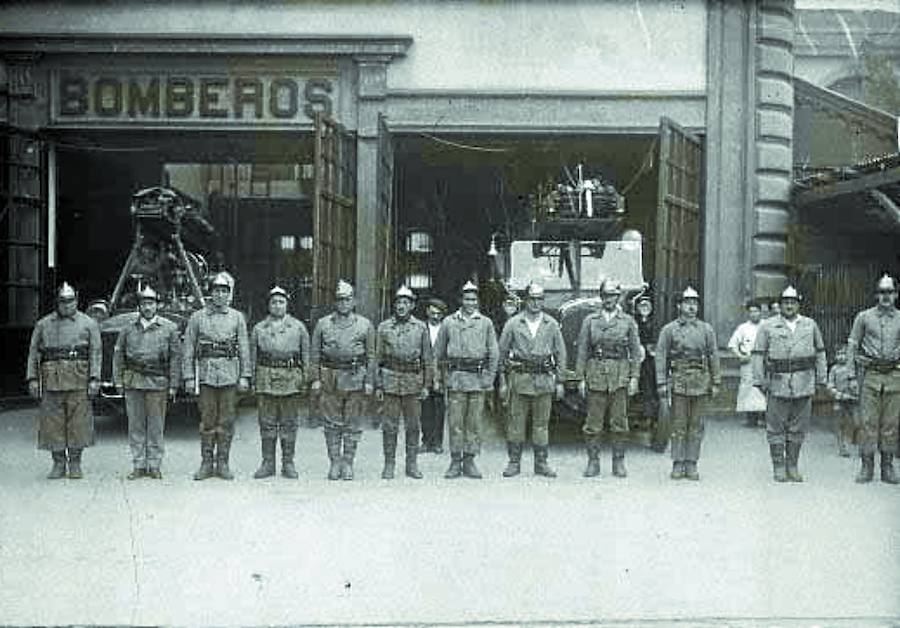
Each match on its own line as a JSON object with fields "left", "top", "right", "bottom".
{"left": 53, "top": 73, "right": 335, "bottom": 123}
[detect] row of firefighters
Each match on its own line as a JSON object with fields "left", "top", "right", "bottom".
{"left": 24, "top": 270, "right": 900, "bottom": 485}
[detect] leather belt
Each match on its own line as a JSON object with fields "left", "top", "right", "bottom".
{"left": 380, "top": 357, "right": 422, "bottom": 373}
{"left": 41, "top": 346, "right": 89, "bottom": 362}
{"left": 508, "top": 356, "right": 555, "bottom": 374}
{"left": 672, "top": 356, "right": 708, "bottom": 369}
{"left": 590, "top": 347, "right": 628, "bottom": 360}
{"left": 258, "top": 352, "right": 302, "bottom": 369}
{"left": 864, "top": 358, "right": 900, "bottom": 374}
{"left": 447, "top": 358, "right": 485, "bottom": 373}
{"left": 768, "top": 356, "right": 816, "bottom": 373}
{"left": 125, "top": 357, "right": 168, "bottom": 376}
{"left": 321, "top": 356, "right": 365, "bottom": 370}
{"left": 198, "top": 340, "right": 238, "bottom": 359}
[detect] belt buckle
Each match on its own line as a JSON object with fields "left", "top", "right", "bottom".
{"left": 68, "top": 348, "right": 78, "bottom": 359}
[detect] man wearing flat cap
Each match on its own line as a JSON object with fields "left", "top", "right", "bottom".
{"left": 498, "top": 282, "right": 566, "bottom": 477}
{"left": 250, "top": 285, "right": 310, "bottom": 480}
{"left": 113, "top": 285, "right": 181, "bottom": 480}
{"left": 183, "top": 270, "right": 251, "bottom": 481}
{"left": 310, "top": 279, "right": 376, "bottom": 481}
{"left": 420, "top": 297, "right": 448, "bottom": 454}
{"left": 374, "top": 285, "right": 434, "bottom": 479}
{"left": 656, "top": 286, "right": 721, "bottom": 481}
{"left": 433, "top": 281, "right": 499, "bottom": 479}
{"left": 26, "top": 282, "right": 102, "bottom": 479}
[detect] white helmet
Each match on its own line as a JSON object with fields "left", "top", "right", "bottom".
{"left": 395, "top": 285, "right": 415, "bottom": 301}
{"left": 335, "top": 279, "right": 354, "bottom": 299}
{"left": 680, "top": 286, "right": 700, "bottom": 301}
{"left": 780, "top": 285, "right": 801, "bottom": 301}
{"left": 57, "top": 281, "right": 77, "bottom": 301}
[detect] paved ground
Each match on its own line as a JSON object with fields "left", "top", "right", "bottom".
{"left": 0, "top": 402, "right": 898, "bottom": 627}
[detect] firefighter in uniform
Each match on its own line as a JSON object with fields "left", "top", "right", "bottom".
{"left": 375, "top": 285, "right": 434, "bottom": 480}
{"left": 182, "top": 271, "right": 251, "bottom": 480}
{"left": 310, "top": 280, "right": 376, "bottom": 481}
{"left": 752, "top": 285, "right": 826, "bottom": 482}
{"left": 656, "top": 286, "right": 721, "bottom": 481}
{"left": 575, "top": 280, "right": 642, "bottom": 478}
{"left": 26, "top": 282, "right": 102, "bottom": 479}
{"left": 846, "top": 274, "right": 900, "bottom": 484}
{"left": 498, "top": 282, "right": 566, "bottom": 478}
{"left": 113, "top": 285, "right": 180, "bottom": 479}
{"left": 250, "top": 286, "right": 310, "bottom": 480}
{"left": 434, "top": 281, "right": 499, "bottom": 479}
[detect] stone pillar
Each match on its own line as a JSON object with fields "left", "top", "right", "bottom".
{"left": 752, "top": 0, "right": 795, "bottom": 299}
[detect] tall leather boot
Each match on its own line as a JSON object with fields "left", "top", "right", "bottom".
{"left": 47, "top": 451, "right": 67, "bottom": 480}
{"left": 770, "top": 443, "right": 787, "bottom": 482}
{"left": 670, "top": 461, "right": 685, "bottom": 480}
{"left": 785, "top": 441, "right": 803, "bottom": 482}
{"left": 341, "top": 435, "right": 357, "bottom": 481}
{"left": 684, "top": 460, "right": 700, "bottom": 481}
{"left": 444, "top": 452, "right": 463, "bottom": 479}
{"left": 381, "top": 430, "right": 398, "bottom": 480}
{"left": 216, "top": 434, "right": 234, "bottom": 480}
{"left": 324, "top": 428, "right": 342, "bottom": 480}
{"left": 583, "top": 442, "right": 601, "bottom": 478}
{"left": 194, "top": 436, "right": 216, "bottom": 480}
{"left": 405, "top": 429, "right": 423, "bottom": 479}
{"left": 856, "top": 453, "right": 875, "bottom": 483}
{"left": 502, "top": 442, "right": 522, "bottom": 477}
{"left": 612, "top": 446, "right": 627, "bottom": 478}
{"left": 281, "top": 434, "right": 299, "bottom": 479}
{"left": 253, "top": 437, "right": 277, "bottom": 479}
{"left": 67, "top": 448, "right": 83, "bottom": 479}
{"left": 462, "top": 453, "right": 482, "bottom": 479}
{"left": 880, "top": 451, "right": 899, "bottom": 484}
{"left": 533, "top": 445, "right": 557, "bottom": 478}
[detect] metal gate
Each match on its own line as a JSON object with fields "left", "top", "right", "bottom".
{"left": 376, "top": 113, "right": 394, "bottom": 319}
{"left": 311, "top": 112, "right": 356, "bottom": 318}
{"left": 654, "top": 117, "right": 703, "bottom": 322}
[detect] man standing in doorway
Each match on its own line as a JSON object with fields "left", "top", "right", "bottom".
{"left": 846, "top": 274, "right": 900, "bottom": 484}
{"left": 250, "top": 286, "right": 310, "bottom": 479}
{"left": 113, "top": 285, "right": 180, "bottom": 479}
{"left": 752, "top": 286, "right": 826, "bottom": 483}
{"left": 434, "top": 281, "right": 499, "bottom": 479}
{"left": 420, "top": 298, "right": 447, "bottom": 454}
{"left": 26, "top": 282, "right": 101, "bottom": 479}
{"left": 375, "top": 285, "right": 433, "bottom": 479}
{"left": 728, "top": 299, "right": 767, "bottom": 428}
{"left": 310, "top": 280, "right": 376, "bottom": 481}
{"left": 183, "top": 271, "right": 251, "bottom": 481}
{"left": 656, "top": 286, "right": 721, "bottom": 481}
{"left": 575, "top": 280, "right": 642, "bottom": 478}
{"left": 498, "top": 282, "right": 566, "bottom": 477}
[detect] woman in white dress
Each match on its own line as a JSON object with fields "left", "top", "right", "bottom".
{"left": 728, "top": 299, "right": 768, "bottom": 426}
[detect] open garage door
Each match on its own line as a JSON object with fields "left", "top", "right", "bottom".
{"left": 654, "top": 117, "right": 703, "bottom": 321}
{"left": 312, "top": 112, "right": 356, "bottom": 319}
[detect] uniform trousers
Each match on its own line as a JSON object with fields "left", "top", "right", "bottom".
{"left": 125, "top": 389, "right": 167, "bottom": 469}
{"left": 766, "top": 396, "right": 811, "bottom": 446}
{"left": 582, "top": 388, "right": 628, "bottom": 444}
{"left": 381, "top": 394, "right": 422, "bottom": 440}
{"left": 671, "top": 394, "right": 707, "bottom": 461}
{"left": 197, "top": 385, "right": 237, "bottom": 439}
{"left": 257, "top": 393, "right": 302, "bottom": 440}
{"left": 38, "top": 390, "right": 93, "bottom": 451}
{"left": 320, "top": 389, "right": 368, "bottom": 443}
{"left": 447, "top": 390, "right": 485, "bottom": 455}
{"left": 858, "top": 371, "right": 900, "bottom": 455}
{"left": 508, "top": 392, "right": 553, "bottom": 446}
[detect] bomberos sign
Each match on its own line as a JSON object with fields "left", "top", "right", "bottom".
{"left": 52, "top": 71, "right": 336, "bottom": 125}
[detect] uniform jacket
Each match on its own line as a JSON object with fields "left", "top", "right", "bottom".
{"left": 375, "top": 315, "right": 435, "bottom": 396}
{"left": 434, "top": 309, "right": 499, "bottom": 392}
{"left": 182, "top": 304, "right": 251, "bottom": 388}
{"left": 752, "top": 314, "right": 826, "bottom": 398}
{"left": 250, "top": 314, "right": 310, "bottom": 396}
{"left": 575, "top": 310, "right": 641, "bottom": 393}
{"left": 656, "top": 316, "right": 721, "bottom": 396}
{"left": 26, "top": 310, "right": 101, "bottom": 392}
{"left": 113, "top": 313, "right": 181, "bottom": 390}
{"left": 310, "top": 312, "right": 376, "bottom": 392}
{"left": 498, "top": 311, "right": 567, "bottom": 395}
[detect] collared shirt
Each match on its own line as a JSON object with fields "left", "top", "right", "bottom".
{"left": 182, "top": 305, "right": 251, "bottom": 388}
{"left": 310, "top": 312, "right": 376, "bottom": 392}
{"left": 434, "top": 309, "right": 499, "bottom": 391}
{"left": 26, "top": 310, "right": 101, "bottom": 391}
{"left": 752, "top": 314, "right": 826, "bottom": 399}
{"left": 375, "top": 314, "right": 435, "bottom": 395}
{"left": 114, "top": 312, "right": 181, "bottom": 390}
{"left": 575, "top": 309, "right": 641, "bottom": 392}
{"left": 250, "top": 314, "right": 310, "bottom": 396}
{"left": 498, "top": 311, "right": 566, "bottom": 395}
{"left": 656, "top": 316, "right": 721, "bottom": 396}
{"left": 727, "top": 321, "right": 760, "bottom": 358}
{"left": 428, "top": 321, "right": 441, "bottom": 346}
{"left": 847, "top": 306, "right": 900, "bottom": 364}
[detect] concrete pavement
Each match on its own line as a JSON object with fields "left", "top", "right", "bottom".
{"left": 0, "top": 404, "right": 898, "bottom": 626}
